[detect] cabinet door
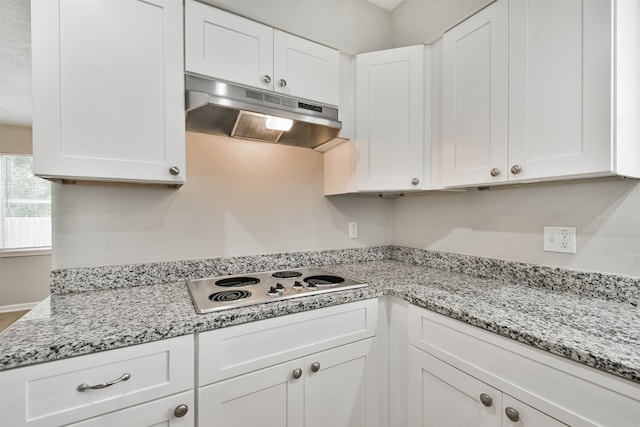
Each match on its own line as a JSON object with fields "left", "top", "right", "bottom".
{"left": 304, "top": 338, "right": 378, "bottom": 427}
{"left": 66, "top": 391, "right": 194, "bottom": 427}
{"left": 273, "top": 31, "right": 340, "bottom": 106}
{"left": 31, "top": 0, "right": 185, "bottom": 185}
{"left": 185, "top": 0, "right": 274, "bottom": 91}
{"left": 198, "top": 359, "right": 304, "bottom": 427}
{"left": 502, "top": 394, "right": 567, "bottom": 427}
{"left": 356, "top": 45, "right": 425, "bottom": 191}
{"left": 441, "top": 0, "right": 508, "bottom": 186}
{"left": 408, "top": 346, "right": 501, "bottom": 427}
{"left": 508, "top": 0, "right": 612, "bottom": 181}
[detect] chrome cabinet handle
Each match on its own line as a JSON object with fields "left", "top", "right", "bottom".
{"left": 505, "top": 407, "right": 520, "bottom": 422}
{"left": 479, "top": 393, "right": 493, "bottom": 407}
{"left": 263, "top": 75, "right": 272, "bottom": 83}
{"left": 292, "top": 368, "right": 303, "bottom": 379}
{"left": 310, "top": 362, "right": 320, "bottom": 372}
{"left": 279, "top": 79, "right": 287, "bottom": 87}
{"left": 169, "top": 166, "right": 180, "bottom": 176}
{"left": 77, "top": 373, "right": 131, "bottom": 392}
{"left": 411, "top": 177, "right": 419, "bottom": 186}
{"left": 490, "top": 168, "right": 501, "bottom": 177}
{"left": 510, "top": 164, "right": 522, "bottom": 175}
{"left": 174, "top": 404, "right": 189, "bottom": 418}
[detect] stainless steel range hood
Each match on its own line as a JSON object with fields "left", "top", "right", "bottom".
{"left": 185, "top": 75, "right": 343, "bottom": 149}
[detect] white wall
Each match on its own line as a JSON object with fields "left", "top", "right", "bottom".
{"left": 52, "top": 132, "right": 393, "bottom": 269}
{"left": 0, "top": 253, "right": 50, "bottom": 308}
{"left": 392, "top": 179, "right": 640, "bottom": 277}
{"left": 389, "top": 0, "right": 491, "bottom": 46}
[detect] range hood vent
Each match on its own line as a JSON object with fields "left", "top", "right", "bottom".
{"left": 185, "top": 75, "right": 343, "bottom": 149}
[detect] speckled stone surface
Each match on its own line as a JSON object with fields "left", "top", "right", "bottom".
{"left": 3, "top": 249, "right": 639, "bottom": 387}
{"left": 50, "top": 246, "right": 392, "bottom": 294}
{"left": 390, "top": 246, "right": 640, "bottom": 306}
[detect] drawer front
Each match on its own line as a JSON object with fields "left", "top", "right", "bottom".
{"left": 0, "top": 335, "right": 194, "bottom": 427}
{"left": 66, "top": 390, "right": 194, "bottom": 427}
{"left": 408, "top": 305, "right": 640, "bottom": 427}
{"left": 198, "top": 299, "right": 378, "bottom": 385}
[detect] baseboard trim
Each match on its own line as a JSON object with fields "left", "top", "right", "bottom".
{"left": 0, "top": 301, "right": 40, "bottom": 313}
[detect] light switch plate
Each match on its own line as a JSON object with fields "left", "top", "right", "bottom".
{"left": 348, "top": 222, "right": 358, "bottom": 239}
{"left": 543, "top": 226, "right": 576, "bottom": 254}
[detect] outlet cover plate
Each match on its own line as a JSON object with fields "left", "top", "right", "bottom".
{"left": 543, "top": 226, "right": 576, "bottom": 254}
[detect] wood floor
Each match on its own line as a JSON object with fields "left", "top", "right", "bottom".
{"left": 0, "top": 310, "right": 29, "bottom": 333}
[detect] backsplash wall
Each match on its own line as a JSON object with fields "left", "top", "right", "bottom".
{"left": 51, "top": 132, "right": 393, "bottom": 269}
{"left": 392, "top": 178, "right": 640, "bottom": 277}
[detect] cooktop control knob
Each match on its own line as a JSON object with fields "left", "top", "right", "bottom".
{"left": 267, "top": 286, "right": 279, "bottom": 297}
{"left": 293, "top": 281, "right": 304, "bottom": 291}
{"left": 306, "top": 282, "right": 317, "bottom": 289}
{"left": 276, "top": 283, "right": 285, "bottom": 291}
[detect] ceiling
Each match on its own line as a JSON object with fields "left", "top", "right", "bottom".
{"left": 0, "top": 0, "right": 408, "bottom": 127}
{"left": 366, "top": 0, "right": 404, "bottom": 11}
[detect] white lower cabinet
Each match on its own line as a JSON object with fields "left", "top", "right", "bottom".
{"left": 197, "top": 299, "right": 379, "bottom": 427}
{"left": 66, "top": 391, "right": 194, "bottom": 427}
{"left": 408, "top": 305, "right": 640, "bottom": 427}
{"left": 0, "top": 335, "right": 194, "bottom": 427}
{"left": 199, "top": 338, "right": 377, "bottom": 427}
{"left": 409, "top": 346, "right": 565, "bottom": 426}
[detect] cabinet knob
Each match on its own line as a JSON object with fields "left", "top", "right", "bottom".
{"left": 490, "top": 168, "right": 501, "bottom": 177}
{"left": 292, "top": 368, "right": 303, "bottom": 379}
{"left": 510, "top": 164, "right": 523, "bottom": 175}
{"left": 279, "top": 78, "right": 287, "bottom": 87}
{"left": 310, "top": 362, "right": 321, "bottom": 372}
{"left": 263, "top": 75, "right": 272, "bottom": 83}
{"left": 411, "top": 177, "right": 419, "bottom": 185}
{"left": 479, "top": 393, "right": 493, "bottom": 407}
{"left": 174, "top": 404, "right": 189, "bottom": 418}
{"left": 169, "top": 166, "right": 180, "bottom": 176}
{"left": 505, "top": 407, "right": 520, "bottom": 422}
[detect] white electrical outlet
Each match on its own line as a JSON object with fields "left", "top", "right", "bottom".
{"left": 348, "top": 222, "right": 358, "bottom": 239}
{"left": 543, "top": 226, "right": 576, "bottom": 254}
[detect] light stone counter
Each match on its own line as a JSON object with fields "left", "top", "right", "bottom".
{"left": 1, "top": 246, "right": 638, "bottom": 385}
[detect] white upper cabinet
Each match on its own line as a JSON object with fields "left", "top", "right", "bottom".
{"left": 507, "top": 0, "right": 613, "bottom": 181}
{"left": 31, "top": 0, "right": 185, "bottom": 185}
{"left": 273, "top": 30, "right": 340, "bottom": 106}
{"left": 185, "top": 0, "right": 274, "bottom": 91}
{"left": 355, "top": 45, "right": 427, "bottom": 192}
{"left": 185, "top": 0, "right": 340, "bottom": 106}
{"left": 441, "top": 0, "right": 640, "bottom": 187}
{"left": 441, "top": 0, "right": 509, "bottom": 186}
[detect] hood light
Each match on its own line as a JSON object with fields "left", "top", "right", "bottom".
{"left": 265, "top": 116, "right": 293, "bottom": 132}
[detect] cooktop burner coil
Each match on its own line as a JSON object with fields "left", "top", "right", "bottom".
{"left": 303, "top": 275, "right": 345, "bottom": 286}
{"left": 209, "top": 290, "right": 252, "bottom": 302}
{"left": 215, "top": 277, "right": 260, "bottom": 287}
{"left": 272, "top": 270, "right": 303, "bottom": 278}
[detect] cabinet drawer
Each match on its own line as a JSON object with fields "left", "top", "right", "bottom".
{"left": 408, "top": 306, "right": 640, "bottom": 426}
{"left": 66, "top": 390, "right": 194, "bottom": 427}
{"left": 198, "top": 299, "right": 378, "bottom": 385}
{"left": 0, "top": 335, "right": 194, "bottom": 427}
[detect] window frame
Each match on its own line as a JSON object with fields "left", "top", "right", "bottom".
{"left": 0, "top": 153, "right": 52, "bottom": 253}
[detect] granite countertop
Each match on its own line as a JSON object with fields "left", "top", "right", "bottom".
{"left": 1, "top": 258, "right": 639, "bottom": 385}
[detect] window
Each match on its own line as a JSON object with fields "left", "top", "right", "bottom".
{"left": 0, "top": 154, "right": 51, "bottom": 249}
